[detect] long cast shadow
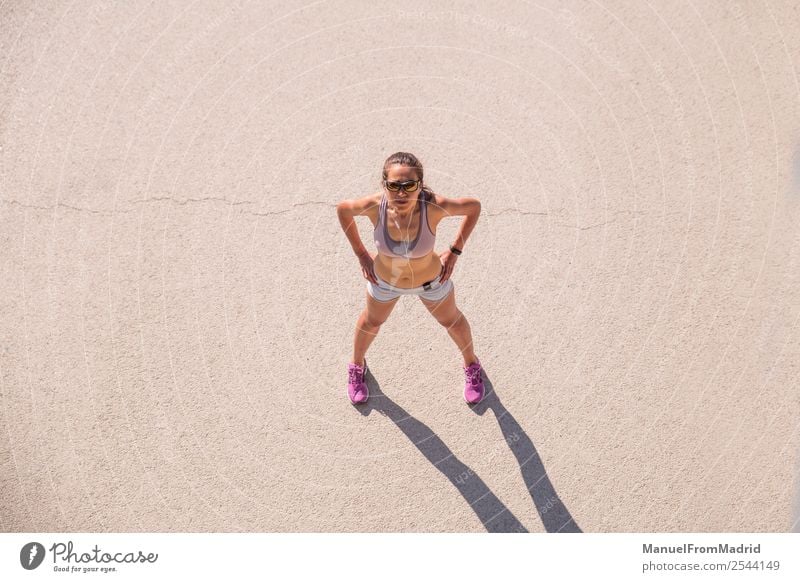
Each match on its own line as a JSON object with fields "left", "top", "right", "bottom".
{"left": 470, "top": 368, "right": 582, "bottom": 533}
{"left": 357, "top": 365, "right": 528, "bottom": 533}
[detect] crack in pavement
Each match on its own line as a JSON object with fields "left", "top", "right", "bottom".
{"left": 553, "top": 209, "right": 649, "bottom": 230}
{"left": 0, "top": 197, "right": 333, "bottom": 218}
{"left": 484, "top": 208, "right": 549, "bottom": 217}
{"left": 0, "top": 198, "right": 133, "bottom": 215}
{"left": 2, "top": 199, "right": 665, "bottom": 229}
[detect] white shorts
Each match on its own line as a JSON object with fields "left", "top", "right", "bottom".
{"left": 367, "top": 270, "right": 454, "bottom": 303}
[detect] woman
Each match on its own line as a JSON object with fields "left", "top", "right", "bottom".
{"left": 336, "top": 152, "right": 485, "bottom": 405}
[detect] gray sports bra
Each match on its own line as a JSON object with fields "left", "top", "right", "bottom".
{"left": 374, "top": 190, "right": 436, "bottom": 259}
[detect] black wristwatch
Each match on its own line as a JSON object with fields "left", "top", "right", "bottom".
{"left": 449, "top": 244, "right": 462, "bottom": 256}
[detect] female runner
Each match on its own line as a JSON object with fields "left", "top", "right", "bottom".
{"left": 336, "top": 152, "right": 485, "bottom": 405}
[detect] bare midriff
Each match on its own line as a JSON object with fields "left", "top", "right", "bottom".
{"left": 365, "top": 192, "right": 443, "bottom": 288}
{"left": 372, "top": 252, "right": 443, "bottom": 288}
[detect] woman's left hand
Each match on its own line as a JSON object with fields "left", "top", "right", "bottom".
{"left": 439, "top": 249, "right": 458, "bottom": 283}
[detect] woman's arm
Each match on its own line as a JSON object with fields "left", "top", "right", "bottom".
{"left": 336, "top": 194, "right": 379, "bottom": 257}
{"left": 437, "top": 196, "right": 482, "bottom": 252}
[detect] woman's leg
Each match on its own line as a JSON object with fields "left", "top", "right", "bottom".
{"left": 352, "top": 291, "right": 399, "bottom": 366}
{"left": 419, "top": 286, "right": 478, "bottom": 366}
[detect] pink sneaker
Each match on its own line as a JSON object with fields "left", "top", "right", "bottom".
{"left": 463, "top": 358, "right": 485, "bottom": 404}
{"left": 347, "top": 361, "right": 369, "bottom": 404}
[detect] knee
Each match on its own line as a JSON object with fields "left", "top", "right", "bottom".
{"left": 437, "top": 310, "right": 464, "bottom": 328}
{"left": 361, "top": 311, "right": 387, "bottom": 329}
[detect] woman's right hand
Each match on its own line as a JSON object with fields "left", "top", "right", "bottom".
{"left": 357, "top": 251, "right": 378, "bottom": 284}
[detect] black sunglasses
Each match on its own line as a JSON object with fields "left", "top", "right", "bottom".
{"left": 383, "top": 179, "right": 420, "bottom": 193}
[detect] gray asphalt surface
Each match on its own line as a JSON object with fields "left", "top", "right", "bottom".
{"left": 1, "top": 0, "right": 799, "bottom": 532}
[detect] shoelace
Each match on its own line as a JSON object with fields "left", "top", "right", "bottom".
{"left": 349, "top": 366, "right": 364, "bottom": 384}
{"left": 465, "top": 365, "right": 481, "bottom": 386}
